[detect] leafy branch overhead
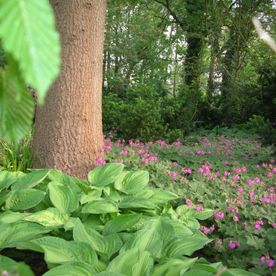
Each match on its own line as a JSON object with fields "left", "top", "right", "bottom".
{"left": 0, "top": 0, "right": 60, "bottom": 141}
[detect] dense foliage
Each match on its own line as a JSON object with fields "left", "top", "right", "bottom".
{"left": 0, "top": 163, "right": 258, "bottom": 275}
{"left": 103, "top": 0, "right": 276, "bottom": 142}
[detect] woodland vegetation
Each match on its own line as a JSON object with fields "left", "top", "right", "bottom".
{"left": 0, "top": 0, "right": 275, "bottom": 275}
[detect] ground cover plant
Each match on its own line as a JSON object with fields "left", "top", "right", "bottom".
{"left": 102, "top": 129, "right": 276, "bottom": 275}
{"left": 0, "top": 163, "right": 258, "bottom": 275}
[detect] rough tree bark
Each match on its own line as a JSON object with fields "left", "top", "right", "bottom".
{"left": 32, "top": 0, "right": 106, "bottom": 178}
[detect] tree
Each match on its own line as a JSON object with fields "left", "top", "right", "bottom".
{"left": 32, "top": 0, "right": 106, "bottom": 178}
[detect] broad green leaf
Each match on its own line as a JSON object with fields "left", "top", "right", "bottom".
{"left": 0, "top": 63, "right": 34, "bottom": 141}
{"left": 152, "top": 258, "right": 198, "bottom": 276}
{"left": 0, "top": 170, "right": 18, "bottom": 191}
{"left": 96, "top": 273, "right": 125, "bottom": 276}
{"left": 119, "top": 196, "right": 156, "bottom": 210}
{"left": 24, "top": 207, "right": 69, "bottom": 227}
{"left": 33, "top": 236, "right": 97, "bottom": 265}
{"left": 12, "top": 169, "right": 49, "bottom": 190}
{"left": 82, "top": 199, "right": 118, "bottom": 214}
{"left": 43, "top": 262, "right": 95, "bottom": 276}
{"left": 0, "top": 255, "right": 34, "bottom": 276}
{"left": 122, "top": 217, "right": 175, "bottom": 259}
{"left": 163, "top": 219, "right": 193, "bottom": 236}
{"left": 5, "top": 188, "right": 45, "bottom": 210}
{"left": 73, "top": 219, "right": 122, "bottom": 258}
{"left": 164, "top": 236, "right": 210, "bottom": 257}
{"left": 194, "top": 209, "right": 213, "bottom": 220}
{"left": 0, "top": 221, "right": 49, "bottom": 248}
{"left": 107, "top": 249, "right": 153, "bottom": 276}
{"left": 0, "top": 0, "right": 60, "bottom": 103}
{"left": 88, "top": 163, "right": 124, "bottom": 187}
{"left": 103, "top": 214, "right": 142, "bottom": 235}
{"left": 80, "top": 189, "right": 102, "bottom": 204}
{"left": 222, "top": 269, "right": 259, "bottom": 276}
{"left": 114, "top": 170, "right": 149, "bottom": 194}
{"left": 149, "top": 189, "right": 178, "bottom": 205}
{"left": 48, "top": 181, "right": 79, "bottom": 213}
{"left": 0, "top": 211, "right": 27, "bottom": 223}
{"left": 184, "top": 269, "right": 214, "bottom": 276}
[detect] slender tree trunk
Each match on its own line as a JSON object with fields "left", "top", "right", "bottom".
{"left": 32, "top": 0, "right": 106, "bottom": 178}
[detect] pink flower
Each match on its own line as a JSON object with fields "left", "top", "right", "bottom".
{"left": 272, "top": 223, "right": 276, "bottom": 228}
{"left": 261, "top": 197, "right": 270, "bottom": 203}
{"left": 229, "top": 241, "right": 236, "bottom": 249}
{"left": 233, "top": 215, "right": 239, "bottom": 222}
{"left": 224, "top": 171, "right": 230, "bottom": 177}
{"left": 96, "top": 158, "right": 106, "bottom": 166}
{"left": 254, "top": 220, "right": 264, "bottom": 230}
{"left": 172, "top": 162, "right": 178, "bottom": 167}
{"left": 186, "top": 199, "right": 192, "bottom": 207}
{"left": 232, "top": 175, "right": 240, "bottom": 181}
{"left": 259, "top": 256, "right": 266, "bottom": 265}
{"left": 268, "top": 259, "right": 275, "bottom": 268}
{"left": 196, "top": 204, "right": 204, "bottom": 212}
{"left": 213, "top": 212, "right": 225, "bottom": 219}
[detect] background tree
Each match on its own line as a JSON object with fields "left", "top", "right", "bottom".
{"left": 32, "top": 0, "right": 106, "bottom": 178}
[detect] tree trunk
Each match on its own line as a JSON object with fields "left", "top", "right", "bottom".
{"left": 32, "top": 0, "right": 106, "bottom": 178}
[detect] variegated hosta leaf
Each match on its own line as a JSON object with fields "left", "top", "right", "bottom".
{"left": 114, "top": 170, "right": 149, "bottom": 194}
{"left": 73, "top": 219, "right": 122, "bottom": 258}
{"left": 121, "top": 217, "right": 175, "bottom": 259}
{"left": 118, "top": 196, "right": 156, "bottom": 210}
{"left": 43, "top": 262, "right": 95, "bottom": 276}
{"left": 193, "top": 209, "right": 214, "bottom": 220}
{"left": 0, "top": 0, "right": 60, "bottom": 104}
{"left": 152, "top": 257, "right": 198, "bottom": 276}
{"left": 0, "top": 255, "right": 34, "bottom": 276}
{"left": 164, "top": 236, "right": 211, "bottom": 257}
{"left": 0, "top": 62, "right": 34, "bottom": 142}
{"left": 82, "top": 199, "right": 118, "bottom": 214}
{"left": 149, "top": 189, "right": 178, "bottom": 205}
{"left": 33, "top": 236, "right": 98, "bottom": 265}
{"left": 12, "top": 169, "right": 49, "bottom": 190}
{"left": 48, "top": 181, "right": 79, "bottom": 213}
{"left": 103, "top": 214, "right": 142, "bottom": 235}
{"left": 221, "top": 268, "right": 259, "bottom": 276}
{"left": 0, "top": 170, "right": 19, "bottom": 191}
{"left": 88, "top": 163, "right": 124, "bottom": 187}
{"left": 0, "top": 221, "right": 49, "bottom": 249}
{"left": 0, "top": 211, "right": 27, "bottom": 224}
{"left": 107, "top": 249, "right": 153, "bottom": 276}
{"left": 5, "top": 189, "right": 46, "bottom": 211}
{"left": 24, "top": 207, "right": 69, "bottom": 227}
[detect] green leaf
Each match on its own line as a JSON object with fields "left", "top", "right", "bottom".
{"left": 114, "top": 170, "right": 149, "bottom": 194}
{"left": 0, "top": 63, "right": 34, "bottom": 141}
{"left": 33, "top": 236, "right": 98, "bottom": 265}
{"left": 73, "top": 219, "right": 122, "bottom": 258}
{"left": 122, "top": 217, "right": 175, "bottom": 259}
{"left": 222, "top": 269, "right": 259, "bottom": 276}
{"left": 0, "top": 221, "right": 49, "bottom": 249}
{"left": 88, "top": 163, "right": 124, "bottom": 187}
{"left": 183, "top": 269, "right": 214, "bottom": 276}
{"left": 0, "top": 170, "right": 18, "bottom": 191}
{"left": 96, "top": 273, "right": 125, "bottom": 276}
{"left": 194, "top": 209, "right": 213, "bottom": 220}
{"left": 12, "top": 169, "right": 50, "bottom": 190}
{"left": 119, "top": 196, "right": 156, "bottom": 210}
{"left": 107, "top": 249, "right": 153, "bottom": 276}
{"left": 164, "top": 236, "right": 210, "bottom": 257}
{"left": 0, "top": 0, "right": 60, "bottom": 103}
{"left": 0, "top": 255, "right": 34, "bottom": 276}
{"left": 43, "top": 262, "right": 95, "bottom": 276}
{"left": 80, "top": 189, "right": 102, "bottom": 204}
{"left": 149, "top": 189, "right": 178, "bottom": 205}
{"left": 24, "top": 207, "right": 69, "bottom": 227}
{"left": 82, "top": 199, "right": 118, "bottom": 214}
{"left": 0, "top": 211, "right": 27, "bottom": 224}
{"left": 5, "top": 188, "right": 45, "bottom": 210}
{"left": 152, "top": 258, "right": 198, "bottom": 276}
{"left": 103, "top": 214, "right": 142, "bottom": 235}
{"left": 48, "top": 181, "right": 79, "bottom": 213}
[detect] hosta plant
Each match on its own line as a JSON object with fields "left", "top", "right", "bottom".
{"left": 0, "top": 163, "right": 257, "bottom": 275}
